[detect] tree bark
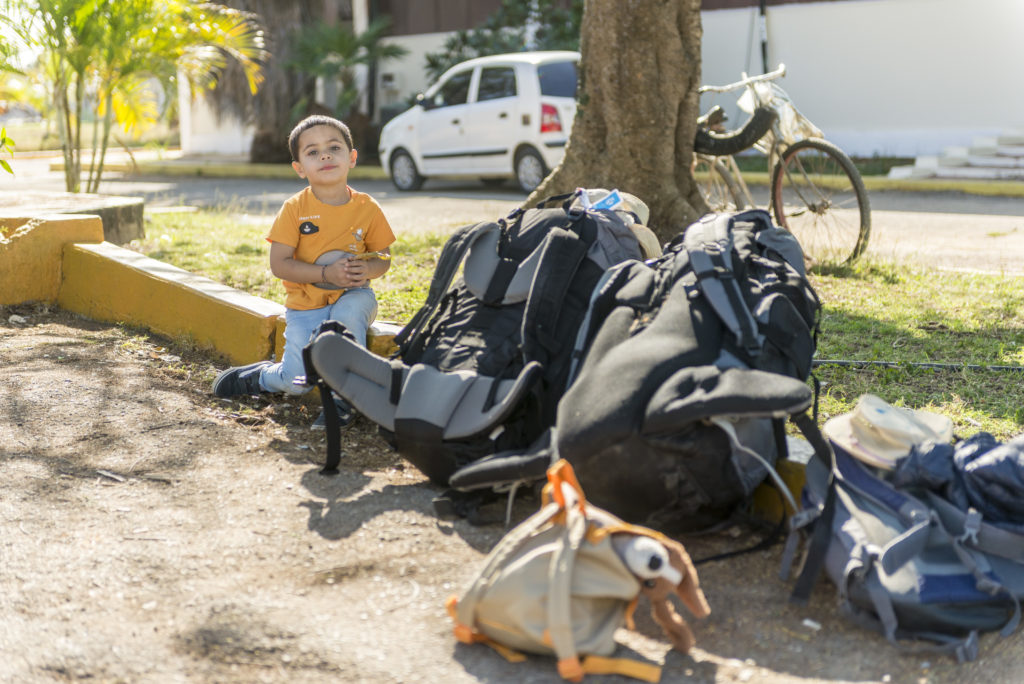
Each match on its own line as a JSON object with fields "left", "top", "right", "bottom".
{"left": 527, "top": 0, "right": 707, "bottom": 243}
{"left": 214, "top": 0, "right": 327, "bottom": 163}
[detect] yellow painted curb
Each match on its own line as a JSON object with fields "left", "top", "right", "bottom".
{"left": 751, "top": 459, "right": 807, "bottom": 525}
{"left": 58, "top": 242, "right": 285, "bottom": 365}
{"left": 368, "top": 321, "right": 402, "bottom": 358}
{"left": 272, "top": 317, "right": 401, "bottom": 363}
{"left": 0, "top": 214, "right": 104, "bottom": 307}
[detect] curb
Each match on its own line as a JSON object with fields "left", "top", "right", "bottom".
{"left": 709, "top": 170, "right": 1024, "bottom": 198}
{"left": 2, "top": 215, "right": 401, "bottom": 366}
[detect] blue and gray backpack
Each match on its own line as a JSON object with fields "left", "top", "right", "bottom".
{"left": 787, "top": 430, "right": 1024, "bottom": 662}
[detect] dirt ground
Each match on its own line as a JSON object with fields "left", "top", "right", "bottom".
{"left": 3, "top": 304, "right": 1024, "bottom": 684}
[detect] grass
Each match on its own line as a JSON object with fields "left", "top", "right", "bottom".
{"left": 812, "top": 260, "right": 1024, "bottom": 438}
{"left": 135, "top": 209, "right": 443, "bottom": 323}
{"left": 728, "top": 152, "right": 913, "bottom": 177}
{"left": 135, "top": 209, "right": 1024, "bottom": 441}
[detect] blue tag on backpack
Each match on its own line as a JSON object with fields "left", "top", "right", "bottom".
{"left": 590, "top": 189, "right": 623, "bottom": 212}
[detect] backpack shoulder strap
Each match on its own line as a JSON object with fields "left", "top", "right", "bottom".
{"left": 521, "top": 222, "right": 595, "bottom": 362}
{"left": 684, "top": 212, "right": 764, "bottom": 357}
{"left": 395, "top": 220, "right": 495, "bottom": 351}
{"left": 783, "top": 412, "right": 838, "bottom": 596}
{"left": 301, "top": 320, "right": 354, "bottom": 474}
{"left": 565, "top": 261, "right": 639, "bottom": 385}
{"left": 926, "top": 492, "right": 1024, "bottom": 561}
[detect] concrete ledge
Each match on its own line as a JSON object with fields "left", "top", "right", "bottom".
{"left": 58, "top": 242, "right": 285, "bottom": 365}
{"left": 0, "top": 191, "right": 144, "bottom": 244}
{"left": 0, "top": 214, "right": 105, "bottom": 306}
{"left": 367, "top": 321, "right": 402, "bottom": 358}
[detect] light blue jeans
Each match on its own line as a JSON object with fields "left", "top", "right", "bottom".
{"left": 260, "top": 287, "right": 378, "bottom": 395}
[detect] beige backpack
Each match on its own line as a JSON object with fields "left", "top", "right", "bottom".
{"left": 446, "top": 460, "right": 710, "bottom": 682}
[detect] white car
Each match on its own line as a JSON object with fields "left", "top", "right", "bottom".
{"left": 378, "top": 51, "right": 579, "bottom": 193}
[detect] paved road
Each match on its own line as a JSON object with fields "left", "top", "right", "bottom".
{"left": 5, "top": 156, "right": 1024, "bottom": 274}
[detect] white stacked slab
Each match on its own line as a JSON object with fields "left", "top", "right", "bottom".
{"left": 888, "top": 130, "right": 1024, "bottom": 180}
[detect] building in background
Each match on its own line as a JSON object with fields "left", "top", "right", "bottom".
{"left": 180, "top": 0, "right": 1023, "bottom": 160}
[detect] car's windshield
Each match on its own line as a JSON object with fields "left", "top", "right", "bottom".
{"left": 537, "top": 61, "right": 578, "bottom": 98}
{"left": 430, "top": 70, "right": 472, "bottom": 108}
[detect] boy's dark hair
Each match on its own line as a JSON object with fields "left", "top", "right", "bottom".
{"left": 288, "top": 115, "right": 354, "bottom": 161}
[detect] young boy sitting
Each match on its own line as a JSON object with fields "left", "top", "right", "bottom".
{"left": 213, "top": 115, "right": 395, "bottom": 428}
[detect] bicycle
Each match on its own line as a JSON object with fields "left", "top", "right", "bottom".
{"left": 693, "top": 64, "right": 871, "bottom": 264}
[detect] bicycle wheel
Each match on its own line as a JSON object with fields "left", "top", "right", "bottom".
{"left": 770, "top": 138, "right": 870, "bottom": 264}
{"left": 694, "top": 155, "right": 745, "bottom": 213}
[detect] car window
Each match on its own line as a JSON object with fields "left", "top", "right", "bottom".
{"left": 476, "top": 67, "right": 517, "bottom": 102}
{"left": 429, "top": 70, "right": 472, "bottom": 108}
{"left": 537, "top": 61, "right": 578, "bottom": 98}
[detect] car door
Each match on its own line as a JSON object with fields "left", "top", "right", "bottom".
{"left": 462, "top": 65, "right": 520, "bottom": 174}
{"left": 418, "top": 67, "right": 475, "bottom": 174}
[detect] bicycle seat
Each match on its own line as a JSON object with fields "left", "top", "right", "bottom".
{"left": 696, "top": 105, "right": 727, "bottom": 132}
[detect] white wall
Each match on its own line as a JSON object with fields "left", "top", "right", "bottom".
{"left": 701, "top": 0, "right": 1024, "bottom": 157}
{"left": 377, "top": 33, "right": 453, "bottom": 115}
{"left": 177, "top": 77, "right": 253, "bottom": 157}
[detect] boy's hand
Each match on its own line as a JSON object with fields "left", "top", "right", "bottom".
{"left": 323, "top": 257, "right": 369, "bottom": 289}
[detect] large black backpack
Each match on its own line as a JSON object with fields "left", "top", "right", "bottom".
{"left": 302, "top": 191, "right": 645, "bottom": 486}
{"left": 452, "top": 209, "right": 822, "bottom": 533}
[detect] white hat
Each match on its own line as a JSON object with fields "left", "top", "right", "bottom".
{"left": 823, "top": 394, "right": 953, "bottom": 469}
{"left": 618, "top": 191, "right": 650, "bottom": 226}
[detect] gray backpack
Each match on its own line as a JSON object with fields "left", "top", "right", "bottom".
{"left": 451, "top": 209, "right": 821, "bottom": 534}
{"left": 302, "top": 191, "right": 647, "bottom": 485}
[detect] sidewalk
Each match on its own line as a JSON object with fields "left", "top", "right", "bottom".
{"left": 19, "top": 147, "right": 1024, "bottom": 197}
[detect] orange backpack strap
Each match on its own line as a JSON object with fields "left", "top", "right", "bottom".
{"left": 581, "top": 655, "right": 662, "bottom": 683}
{"left": 546, "top": 459, "right": 587, "bottom": 512}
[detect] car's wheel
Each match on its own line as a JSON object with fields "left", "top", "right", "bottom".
{"left": 514, "top": 147, "right": 547, "bottom": 193}
{"left": 390, "top": 150, "right": 424, "bottom": 191}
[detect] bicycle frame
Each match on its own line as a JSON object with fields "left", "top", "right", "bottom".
{"left": 695, "top": 64, "right": 872, "bottom": 264}
{"left": 697, "top": 63, "right": 823, "bottom": 208}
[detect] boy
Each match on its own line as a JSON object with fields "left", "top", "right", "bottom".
{"left": 213, "top": 115, "right": 395, "bottom": 428}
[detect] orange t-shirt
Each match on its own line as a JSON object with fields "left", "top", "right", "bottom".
{"left": 267, "top": 186, "right": 396, "bottom": 310}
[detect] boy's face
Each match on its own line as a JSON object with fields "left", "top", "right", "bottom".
{"left": 291, "top": 125, "right": 357, "bottom": 187}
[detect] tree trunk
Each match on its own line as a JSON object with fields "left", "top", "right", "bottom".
{"left": 215, "top": 0, "right": 327, "bottom": 163}
{"left": 527, "top": 0, "right": 707, "bottom": 243}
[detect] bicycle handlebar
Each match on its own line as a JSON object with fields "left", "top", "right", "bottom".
{"left": 693, "top": 105, "right": 777, "bottom": 156}
{"left": 698, "top": 63, "right": 787, "bottom": 95}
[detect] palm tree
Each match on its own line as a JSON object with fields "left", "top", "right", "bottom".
{"left": 1, "top": 0, "right": 32, "bottom": 175}
{"left": 209, "top": 2, "right": 405, "bottom": 163}
{"left": 22, "top": 0, "right": 267, "bottom": 192}
{"left": 0, "top": 128, "right": 12, "bottom": 175}
{"left": 204, "top": 0, "right": 327, "bottom": 164}
{"left": 285, "top": 16, "right": 406, "bottom": 152}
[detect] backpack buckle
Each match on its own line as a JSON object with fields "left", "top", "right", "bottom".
{"left": 960, "top": 508, "right": 982, "bottom": 546}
